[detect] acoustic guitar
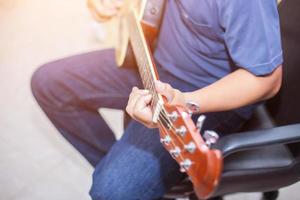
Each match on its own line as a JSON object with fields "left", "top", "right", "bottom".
{"left": 114, "top": 0, "right": 223, "bottom": 198}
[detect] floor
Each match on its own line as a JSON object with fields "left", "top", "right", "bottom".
{"left": 0, "top": 0, "right": 299, "bottom": 200}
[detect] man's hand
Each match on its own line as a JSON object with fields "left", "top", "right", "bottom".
{"left": 155, "top": 80, "right": 186, "bottom": 106}
{"left": 126, "top": 81, "right": 186, "bottom": 128}
{"left": 126, "top": 87, "right": 155, "bottom": 128}
{"left": 87, "top": 0, "right": 123, "bottom": 22}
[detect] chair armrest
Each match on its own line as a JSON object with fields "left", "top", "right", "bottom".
{"left": 213, "top": 123, "right": 300, "bottom": 157}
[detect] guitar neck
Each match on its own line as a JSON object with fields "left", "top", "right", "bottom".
{"left": 127, "top": 11, "right": 164, "bottom": 122}
{"left": 124, "top": 6, "right": 223, "bottom": 199}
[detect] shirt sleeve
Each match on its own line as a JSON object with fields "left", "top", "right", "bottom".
{"left": 218, "top": 0, "right": 283, "bottom": 76}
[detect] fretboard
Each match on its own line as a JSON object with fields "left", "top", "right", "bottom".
{"left": 127, "top": 11, "right": 165, "bottom": 122}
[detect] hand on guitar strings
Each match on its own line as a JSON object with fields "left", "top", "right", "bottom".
{"left": 126, "top": 81, "right": 187, "bottom": 128}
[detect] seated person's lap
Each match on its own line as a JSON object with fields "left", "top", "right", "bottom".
{"left": 31, "top": 48, "right": 246, "bottom": 199}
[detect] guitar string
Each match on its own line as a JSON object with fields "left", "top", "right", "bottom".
{"left": 126, "top": 8, "right": 216, "bottom": 184}
{"left": 136, "top": 57, "right": 178, "bottom": 128}
{"left": 134, "top": 36, "right": 193, "bottom": 138}
{"left": 141, "top": 61, "right": 199, "bottom": 163}
{"left": 133, "top": 37, "right": 191, "bottom": 138}
{"left": 134, "top": 38, "right": 203, "bottom": 157}
{"left": 140, "top": 67, "right": 190, "bottom": 160}
{"left": 127, "top": 14, "right": 194, "bottom": 166}
{"left": 137, "top": 48, "right": 199, "bottom": 156}
{"left": 127, "top": 12, "right": 199, "bottom": 163}
{"left": 126, "top": 13, "right": 178, "bottom": 132}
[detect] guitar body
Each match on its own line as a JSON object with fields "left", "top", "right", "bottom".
{"left": 115, "top": 0, "right": 165, "bottom": 67}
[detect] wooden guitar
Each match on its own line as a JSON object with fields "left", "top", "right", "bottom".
{"left": 115, "top": 0, "right": 223, "bottom": 198}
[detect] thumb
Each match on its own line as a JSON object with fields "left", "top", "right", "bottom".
{"left": 155, "top": 80, "right": 174, "bottom": 102}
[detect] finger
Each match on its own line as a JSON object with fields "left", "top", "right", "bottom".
{"left": 126, "top": 89, "right": 149, "bottom": 115}
{"left": 102, "top": 0, "right": 118, "bottom": 9}
{"left": 88, "top": 0, "right": 119, "bottom": 21}
{"left": 132, "top": 94, "right": 153, "bottom": 121}
{"left": 132, "top": 86, "right": 138, "bottom": 91}
{"left": 126, "top": 94, "right": 140, "bottom": 115}
{"left": 130, "top": 94, "right": 157, "bottom": 128}
{"left": 113, "top": 0, "right": 124, "bottom": 8}
{"left": 95, "top": 6, "right": 118, "bottom": 18}
{"left": 103, "top": 0, "right": 123, "bottom": 10}
{"left": 130, "top": 87, "right": 149, "bottom": 96}
{"left": 129, "top": 87, "right": 138, "bottom": 98}
{"left": 155, "top": 80, "right": 175, "bottom": 102}
{"left": 139, "top": 94, "right": 152, "bottom": 106}
{"left": 129, "top": 87, "right": 149, "bottom": 98}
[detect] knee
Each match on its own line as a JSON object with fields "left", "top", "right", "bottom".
{"left": 89, "top": 169, "right": 140, "bottom": 200}
{"left": 89, "top": 177, "right": 125, "bottom": 200}
{"left": 89, "top": 184, "right": 112, "bottom": 200}
{"left": 90, "top": 185, "right": 134, "bottom": 200}
{"left": 31, "top": 61, "right": 67, "bottom": 107}
{"left": 89, "top": 186, "right": 107, "bottom": 200}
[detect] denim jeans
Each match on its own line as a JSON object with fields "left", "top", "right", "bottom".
{"left": 31, "top": 49, "right": 247, "bottom": 200}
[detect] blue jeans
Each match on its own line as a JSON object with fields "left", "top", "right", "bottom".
{"left": 31, "top": 49, "right": 247, "bottom": 200}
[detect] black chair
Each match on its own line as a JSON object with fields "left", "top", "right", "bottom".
{"left": 164, "top": 1, "right": 300, "bottom": 199}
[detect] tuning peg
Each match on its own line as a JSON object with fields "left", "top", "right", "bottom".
{"left": 203, "top": 130, "right": 219, "bottom": 147}
{"left": 150, "top": 6, "right": 157, "bottom": 15}
{"left": 186, "top": 101, "right": 200, "bottom": 116}
{"left": 160, "top": 135, "right": 171, "bottom": 145}
{"left": 184, "top": 142, "right": 196, "bottom": 153}
{"left": 168, "top": 111, "right": 178, "bottom": 122}
{"left": 170, "top": 147, "right": 181, "bottom": 158}
{"left": 176, "top": 126, "right": 187, "bottom": 137}
{"left": 180, "top": 159, "right": 193, "bottom": 172}
{"left": 196, "top": 115, "right": 206, "bottom": 132}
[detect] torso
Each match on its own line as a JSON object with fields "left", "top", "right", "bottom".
{"left": 154, "top": 0, "right": 232, "bottom": 88}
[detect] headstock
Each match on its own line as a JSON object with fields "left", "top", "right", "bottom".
{"left": 158, "top": 103, "right": 223, "bottom": 199}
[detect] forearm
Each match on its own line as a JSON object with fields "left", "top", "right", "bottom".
{"left": 184, "top": 66, "right": 282, "bottom": 113}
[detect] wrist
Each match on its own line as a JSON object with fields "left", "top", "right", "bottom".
{"left": 183, "top": 92, "right": 194, "bottom": 104}
{"left": 183, "top": 91, "right": 203, "bottom": 113}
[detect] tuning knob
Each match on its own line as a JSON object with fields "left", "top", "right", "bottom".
{"left": 180, "top": 159, "right": 193, "bottom": 172}
{"left": 170, "top": 147, "right": 181, "bottom": 158}
{"left": 168, "top": 111, "right": 178, "bottom": 122}
{"left": 160, "top": 135, "right": 171, "bottom": 145}
{"left": 184, "top": 142, "right": 196, "bottom": 153}
{"left": 203, "top": 130, "right": 219, "bottom": 147}
{"left": 186, "top": 101, "right": 200, "bottom": 115}
{"left": 176, "top": 126, "right": 187, "bottom": 137}
{"left": 196, "top": 115, "right": 206, "bottom": 132}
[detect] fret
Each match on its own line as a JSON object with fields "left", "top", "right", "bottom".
{"left": 127, "top": 11, "right": 166, "bottom": 123}
{"left": 127, "top": 12, "right": 159, "bottom": 105}
{"left": 116, "top": 3, "right": 223, "bottom": 197}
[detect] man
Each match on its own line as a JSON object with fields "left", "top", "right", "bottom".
{"left": 31, "top": 0, "right": 283, "bottom": 199}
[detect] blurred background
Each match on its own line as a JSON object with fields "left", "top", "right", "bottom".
{"left": 0, "top": 0, "right": 299, "bottom": 200}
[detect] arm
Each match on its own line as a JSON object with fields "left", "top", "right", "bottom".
{"left": 183, "top": 66, "right": 282, "bottom": 113}
{"left": 155, "top": 0, "right": 283, "bottom": 114}
{"left": 126, "top": 0, "right": 283, "bottom": 128}
{"left": 127, "top": 65, "right": 282, "bottom": 128}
